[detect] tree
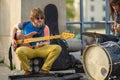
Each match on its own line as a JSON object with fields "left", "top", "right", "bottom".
{"left": 66, "top": 0, "right": 75, "bottom": 21}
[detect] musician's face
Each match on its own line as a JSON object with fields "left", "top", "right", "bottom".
{"left": 33, "top": 16, "right": 44, "bottom": 27}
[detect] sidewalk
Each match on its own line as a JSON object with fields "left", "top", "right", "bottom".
{"left": 0, "top": 64, "right": 11, "bottom": 80}
{"left": 0, "top": 63, "right": 25, "bottom": 80}
{"left": 0, "top": 63, "right": 89, "bottom": 80}
{"left": 0, "top": 63, "right": 76, "bottom": 80}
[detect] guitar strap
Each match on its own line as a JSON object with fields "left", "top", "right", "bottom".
{"left": 8, "top": 33, "right": 17, "bottom": 70}
{"left": 38, "top": 23, "right": 45, "bottom": 35}
{"left": 9, "top": 44, "right": 13, "bottom": 70}
{"left": 8, "top": 22, "right": 45, "bottom": 70}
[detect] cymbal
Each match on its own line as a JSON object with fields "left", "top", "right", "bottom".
{"left": 82, "top": 32, "right": 108, "bottom": 38}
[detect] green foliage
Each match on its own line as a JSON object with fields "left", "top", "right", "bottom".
{"left": 66, "top": 0, "right": 74, "bottom": 21}
{"left": 66, "top": 0, "right": 73, "bottom": 3}
{"left": 7, "top": 64, "right": 16, "bottom": 70}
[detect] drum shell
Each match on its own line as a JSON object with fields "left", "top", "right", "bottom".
{"left": 82, "top": 41, "right": 120, "bottom": 80}
{"left": 66, "top": 38, "right": 82, "bottom": 52}
{"left": 100, "top": 41, "right": 120, "bottom": 76}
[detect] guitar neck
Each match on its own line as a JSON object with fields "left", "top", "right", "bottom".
{"left": 16, "top": 35, "right": 61, "bottom": 44}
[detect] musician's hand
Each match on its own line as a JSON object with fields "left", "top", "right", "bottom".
{"left": 16, "top": 32, "right": 25, "bottom": 39}
{"left": 24, "top": 44, "right": 34, "bottom": 49}
{"left": 36, "top": 42, "right": 45, "bottom": 47}
{"left": 112, "top": 24, "right": 117, "bottom": 30}
{"left": 115, "top": 27, "right": 120, "bottom": 32}
{"left": 112, "top": 23, "right": 120, "bottom": 32}
{"left": 11, "top": 39, "right": 17, "bottom": 50}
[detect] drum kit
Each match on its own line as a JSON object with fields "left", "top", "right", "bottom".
{"left": 82, "top": 32, "right": 120, "bottom": 80}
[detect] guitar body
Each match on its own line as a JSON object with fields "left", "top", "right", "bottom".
{"left": 14, "top": 32, "right": 36, "bottom": 50}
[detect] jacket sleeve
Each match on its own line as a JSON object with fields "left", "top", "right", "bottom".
{"left": 18, "top": 21, "right": 30, "bottom": 30}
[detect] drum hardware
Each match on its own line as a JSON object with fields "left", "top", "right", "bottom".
{"left": 101, "top": 43, "right": 114, "bottom": 47}
{"left": 82, "top": 32, "right": 108, "bottom": 39}
{"left": 74, "top": 64, "right": 84, "bottom": 73}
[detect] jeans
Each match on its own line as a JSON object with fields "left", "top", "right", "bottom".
{"left": 16, "top": 44, "right": 61, "bottom": 72}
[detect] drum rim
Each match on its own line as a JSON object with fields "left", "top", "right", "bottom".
{"left": 82, "top": 44, "right": 97, "bottom": 80}
{"left": 82, "top": 44, "right": 112, "bottom": 80}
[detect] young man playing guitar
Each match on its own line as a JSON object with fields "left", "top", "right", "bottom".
{"left": 11, "top": 8, "right": 62, "bottom": 75}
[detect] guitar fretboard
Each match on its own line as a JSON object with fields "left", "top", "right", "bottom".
{"left": 17, "top": 35, "right": 61, "bottom": 44}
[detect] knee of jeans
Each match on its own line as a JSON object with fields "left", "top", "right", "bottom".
{"left": 54, "top": 45, "right": 62, "bottom": 54}
{"left": 15, "top": 47, "right": 25, "bottom": 56}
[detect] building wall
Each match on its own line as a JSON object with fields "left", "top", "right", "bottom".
{"left": 85, "top": 0, "right": 105, "bottom": 21}
{"left": 73, "top": 0, "right": 106, "bottom": 21}
{"left": 0, "top": 0, "right": 66, "bottom": 70}
{"left": 73, "top": 0, "right": 80, "bottom": 21}
{"left": 21, "top": 0, "right": 66, "bottom": 33}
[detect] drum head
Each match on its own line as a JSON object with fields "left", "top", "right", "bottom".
{"left": 82, "top": 44, "right": 111, "bottom": 80}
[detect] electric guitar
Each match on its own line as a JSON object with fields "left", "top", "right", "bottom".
{"left": 14, "top": 32, "right": 75, "bottom": 50}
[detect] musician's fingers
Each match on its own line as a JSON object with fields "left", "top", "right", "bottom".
{"left": 112, "top": 24, "right": 117, "bottom": 28}
{"left": 12, "top": 39, "right": 17, "bottom": 48}
{"left": 36, "top": 42, "right": 39, "bottom": 47}
{"left": 113, "top": 26, "right": 117, "bottom": 30}
{"left": 36, "top": 42, "right": 44, "bottom": 47}
{"left": 111, "top": 25, "right": 114, "bottom": 29}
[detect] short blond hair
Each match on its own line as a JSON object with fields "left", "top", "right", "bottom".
{"left": 30, "top": 8, "right": 45, "bottom": 22}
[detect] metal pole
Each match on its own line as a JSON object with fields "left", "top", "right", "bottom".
{"left": 80, "top": 0, "right": 85, "bottom": 55}
{"left": 105, "top": 0, "right": 111, "bottom": 34}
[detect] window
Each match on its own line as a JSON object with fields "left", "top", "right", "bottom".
{"left": 102, "top": 17, "right": 105, "bottom": 21}
{"left": 91, "top": 5, "right": 94, "bottom": 12}
{"left": 103, "top": 5, "right": 105, "bottom": 11}
{"left": 91, "top": 17, "right": 94, "bottom": 21}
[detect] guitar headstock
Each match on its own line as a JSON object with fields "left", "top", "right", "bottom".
{"left": 61, "top": 32, "right": 75, "bottom": 39}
